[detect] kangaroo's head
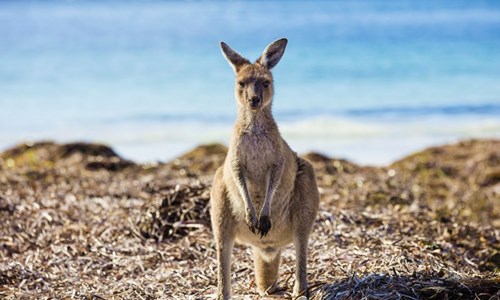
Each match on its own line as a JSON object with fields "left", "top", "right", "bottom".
{"left": 220, "top": 38, "right": 287, "bottom": 111}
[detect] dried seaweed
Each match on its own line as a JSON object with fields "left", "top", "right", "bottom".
{"left": 0, "top": 139, "right": 498, "bottom": 299}
{"left": 137, "top": 182, "right": 211, "bottom": 241}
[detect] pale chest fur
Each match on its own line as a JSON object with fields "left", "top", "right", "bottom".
{"left": 238, "top": 133, "right": 278, "bottom": 181}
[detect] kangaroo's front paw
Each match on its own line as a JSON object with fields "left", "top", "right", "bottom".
{"left": 245, "top": 211, "right": 258, "bottom": 233}
{"left": 257, "top": 215, "right": 272, "bottom": 238}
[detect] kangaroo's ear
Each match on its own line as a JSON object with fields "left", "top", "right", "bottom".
{"left": 220, "top": 41, "right": 250, "bottom": 73}
{"left": 256, "top": 38, "right": 288, "bottom": 70}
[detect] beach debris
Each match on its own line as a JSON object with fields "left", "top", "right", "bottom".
{"left": 136, "top": 182, "right": 211, "bottom": 241}
{"left": 0, "top": 139, "right": 498, "bottom": 299}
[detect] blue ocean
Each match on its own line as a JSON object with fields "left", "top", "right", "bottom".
{"left": 1, "top": 1, "right": 499, "bottom": 165}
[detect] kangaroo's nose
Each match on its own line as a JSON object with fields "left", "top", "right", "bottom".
{"left": 249, "top": 96, "right": 261, "bottom": 107}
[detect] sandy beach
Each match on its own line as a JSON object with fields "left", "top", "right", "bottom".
{"left": 0, "top": 139, "right": 498, "bottom": 299}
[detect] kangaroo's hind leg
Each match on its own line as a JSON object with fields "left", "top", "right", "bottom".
{"left": 210, "top": 167, "right": 236, "bottom": 300}
{"left": 291, "top": 157, "right": 320, "bottom": 298}
{"left": 253, "top": 246, "right": 283, "bottom": 296}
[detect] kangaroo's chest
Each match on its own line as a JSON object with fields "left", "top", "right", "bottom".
{"left": 239, "top": 134, "right": 277, "bottom": 180}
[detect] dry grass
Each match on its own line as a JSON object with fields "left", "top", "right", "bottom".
{"left": 0, "top": 139, "right": 498, "bottom": 299}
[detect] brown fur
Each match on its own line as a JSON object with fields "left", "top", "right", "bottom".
{"left": 211, "top": 38, "right": 320, "bottom": 299}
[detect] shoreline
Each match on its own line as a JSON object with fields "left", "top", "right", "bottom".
{"left": 2, "top": 132, "right": 499, "bottom": 168}
{"left": 2, "top": 110, "right": 499, "bottom": 167}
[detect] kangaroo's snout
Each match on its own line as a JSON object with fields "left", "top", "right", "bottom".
{"left": 249, "top": 96, "right": 261, "bottom": 108}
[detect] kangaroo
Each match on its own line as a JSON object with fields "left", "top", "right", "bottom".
{"left": 210, "top": 38, "right": 319, "bottom": 299}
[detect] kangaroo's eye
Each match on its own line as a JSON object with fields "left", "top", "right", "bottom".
{"left": 263, "top": 81, "right": 270, "bottom": 88}
{"left": 238, "top": 81, "right": 245, "bottom": 88}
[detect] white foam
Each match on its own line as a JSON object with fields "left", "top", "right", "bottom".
{"left": 4, "top": 114, "right": 496, "bottom": 165}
